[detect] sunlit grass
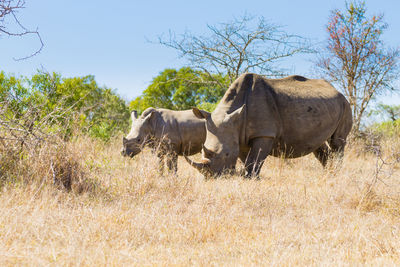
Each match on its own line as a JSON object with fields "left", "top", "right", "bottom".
{"left": 0, "top": 135, "right": 399, "bottom": 265}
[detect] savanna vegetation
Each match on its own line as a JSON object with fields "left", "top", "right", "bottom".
{"left": 1, "top": 0, "right": 400, "bottom": 265}
{"left": 0, "top": 126, "right": 399, "bottom": 265}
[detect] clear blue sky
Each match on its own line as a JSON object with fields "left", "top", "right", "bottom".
{"left": 1, "top": 0, "right": 399, "bottom": 104}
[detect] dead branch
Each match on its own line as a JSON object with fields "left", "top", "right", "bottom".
{"left": 0, "top": 0, "right": 44, "bottom": 60}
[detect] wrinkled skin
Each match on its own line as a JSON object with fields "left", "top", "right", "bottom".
{"left": 186, "top": 73, "right": 353, "bottom": 178}
{"left": 122, "top": 107, "right": 206, "bottom": 173}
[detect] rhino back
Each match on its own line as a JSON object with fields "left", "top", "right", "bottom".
{"left": 214, "top": 73, "right": 350, "bottom": 157}
{"left": 266, "top": 76, "right": 347, "bottom": 156}
{"left": 157, "top": 109, "right": 206, "bottom": 156}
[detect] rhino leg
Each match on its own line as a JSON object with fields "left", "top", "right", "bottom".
{"left": 313, "top": 143, "right": 330, "bottom": 167}
{"left": 327, "top": 135, "right": 347, "bottom": 168}
{"left": 238, "top": 149, "right": 250, "bottom": 176}
{"left": 245, "top": 137, "right": 274, "bottom": 179}
{"left": 238, "top": 148, "right": 250, "bottom": 164}
{"left": 166, "top": 153, "right": 178, "bottom": 174}
{"left": 329, "top": 136, "right": 346, "bottom": 155}
{"left": 327, "top": 105, "right": 352, "bottom": 166}
{"left": 314, "top": 137, "right": 347, "bottom": 169}
{"left": 325, "top": 116, "right": 351, "bottom": 168}
{"left": 157, "top": 154, "right": 165, "bottom": 174}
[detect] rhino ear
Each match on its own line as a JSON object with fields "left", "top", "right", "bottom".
{"left": 143, "top": 110, "right": 155, "bottom": 122}
{"left": 131, "top": 110, "right": 138, "bottom": 121}
{"left": 223, "top": 104, "right": 246, "bottom": 123}
{"left": 123, "top": 137, "right": 127, "bottom": 145}
{"left": 192, "top": 108, "right": 211, "bottom": 120}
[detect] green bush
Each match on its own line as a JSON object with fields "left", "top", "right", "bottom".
{"left": 0, "top": 70, "right": 130, "bottom": 142}
{"left": 371, "top": 119, "right": 400, "bottom": 137}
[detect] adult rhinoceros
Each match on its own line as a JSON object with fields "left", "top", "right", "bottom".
{"left": 122, "top": 107, "right": 206, "bottom": 173}
{"left": 185, "top": 73, "right": 352, "bottom": 178}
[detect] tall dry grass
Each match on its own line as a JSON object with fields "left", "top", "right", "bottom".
{"left": 0, "top": 135, "right": 399, "bottom": 265}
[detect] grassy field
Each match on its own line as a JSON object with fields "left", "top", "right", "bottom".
{"left": 0, "top": 135, "right": 399, "bottom": 265}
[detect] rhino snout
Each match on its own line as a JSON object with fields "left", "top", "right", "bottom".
{"left": 121, "top": 147, "right": 129, "bottom": 157}
{"left": 121, "top": 147, "right": 133, "bottom": 158}
{"left": 121, "top": 145, "right": 141, "bottom": 158}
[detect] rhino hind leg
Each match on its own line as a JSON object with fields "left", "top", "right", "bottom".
{"left": 328, "top": 103, "right": 352, "bottom": 163}
{"left": 313, "top": 143, "right": 330, "bottom": 167}
{"left": 313, "top": 139, "right": 346, "bottom": 168}
{"left": 329, "top": 135, "right": 346, "bottom": 155}
{"left": 166, "top": 153, "right": 178, "bottom": 174}
{"left": 244, "top": 137, "right": 274, "bottom": 179}
{"left": 313, "top": 131, "right": 349, "bottom": 169}
{"left": 327, "top": 134, "right": 347, "bottom": 168}
{"left": 327, "top": 114, "right": 352, "bottom": 166}
{"left": 157, "top": 154, "right": 166, "bottom": 174}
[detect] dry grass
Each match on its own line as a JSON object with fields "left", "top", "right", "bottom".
{"left": 0, "top": 135, "right": 399, "bottom": 266}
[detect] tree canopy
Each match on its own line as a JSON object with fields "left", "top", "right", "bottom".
{"left": 0, "top": 71, "right": 130, "bottom": 142}
{"left": 130, "top": 67, "right": 227, "bottom": 113}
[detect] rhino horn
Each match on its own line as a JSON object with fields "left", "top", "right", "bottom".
{"left": 184, "top": 155, "right": 210, "bottom": 172}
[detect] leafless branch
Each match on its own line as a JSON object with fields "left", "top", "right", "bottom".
{"left": 158, "top": 14, "right": 314, "bottom": 87}
{"left": 0, "top": 0, "right": 44, "bottom": 60}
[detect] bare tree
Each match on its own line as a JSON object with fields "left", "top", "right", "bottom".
{"left": 159, "top": 15, "right": 313, "bottom": 87}
{"left": 315, "top": 1, "right": 400, "bottom": 132}
{"left": 0, "top": 0, "right": 43, "bottom": 60}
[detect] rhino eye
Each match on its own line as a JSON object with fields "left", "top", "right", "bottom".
{"left": 225, "top": 152, "right": 229, "bottom": 157}
{"left": 137, "top": 138, "right": 141, "bottom": 142}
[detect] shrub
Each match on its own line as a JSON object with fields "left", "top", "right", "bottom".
{"left": 1, "top": 71, "right": 131, "bottom": 142}
{"left": 371, "top": 119, "right": 400, "bottom": 137}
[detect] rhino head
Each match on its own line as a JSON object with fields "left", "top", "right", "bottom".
{"left": 185, "top": 105, "right": 245, "bottom": 177}
{"left": 121, "top": 109, "right": 155, "bottom": 158}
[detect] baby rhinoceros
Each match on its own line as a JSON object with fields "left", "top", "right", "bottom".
{"left": 121, "top": 107, "right": 206, "bottom": 173}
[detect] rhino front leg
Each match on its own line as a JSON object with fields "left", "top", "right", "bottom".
{"left": 238, "top": 149, "right": 250, "bottom": 176}
{"left": 245, "top": 137, "right": 274, "bottom": 178}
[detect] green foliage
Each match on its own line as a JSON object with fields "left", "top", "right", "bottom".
{"left": 197, "top": 101, "right": 219, "bottom": 113}
{"left": 0, "top": 70, "right": 130, "bottom": 141}
{"left": 0, "top": 71, "right": 29, "bottom": 118}
{"left": 130, "top": 67, "right": 226, "bottom": 114}
{"left": 372, "top": 103, "right": 400, "bottom": 122}
{"left": 87, "top": 87, "right": 130, "bottom": 141}
{"left": 371, "top": 119, "right": 400, "bottom": 137}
